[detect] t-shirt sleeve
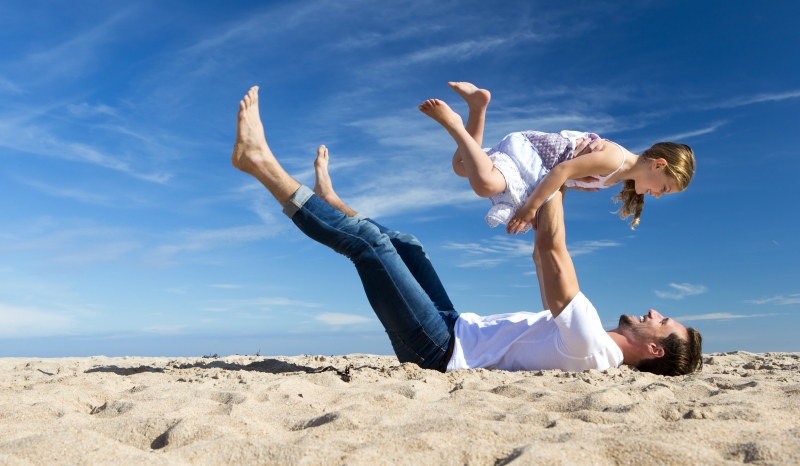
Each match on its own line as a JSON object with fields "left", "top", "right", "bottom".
{"left": 553, "top": 292, "right": 608, "bottom": 358}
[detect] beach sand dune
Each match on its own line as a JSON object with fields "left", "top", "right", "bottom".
{"left": 1, "top": 352, "right": 799, "bottom": 465}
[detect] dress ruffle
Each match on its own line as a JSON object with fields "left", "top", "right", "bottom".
{"left": 483, "top": 131, "right": 598, "bottom": 234}
{"left": 484, "top": 132, "right": 550, "bottom": 234}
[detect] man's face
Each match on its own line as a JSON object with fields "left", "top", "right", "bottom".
{"left": 618, "top": 309, "right": 688, "bottom": 343}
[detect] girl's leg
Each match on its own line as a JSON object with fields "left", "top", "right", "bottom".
{"left": 448, "top": 82, "right": 491, "bottom": 178}
{"left": 419, "top": 98, "right": 506, "bottom": 198}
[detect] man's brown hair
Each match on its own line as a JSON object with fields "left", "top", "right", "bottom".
{"left": 637, "top": 327, "right": 703, "bottom": 376}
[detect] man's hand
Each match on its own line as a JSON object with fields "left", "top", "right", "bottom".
{"left": 569, "top": 136, "right": 604, "bottom": 191}
{"left": 506, "top": 203, "right": 537, "bottom": 235}
{"left": 575, "top": 136, "right": 604, "bottom": 156}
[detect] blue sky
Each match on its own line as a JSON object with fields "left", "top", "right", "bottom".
{"left": 1, "top": 0, "right": 798, "bottom": 358}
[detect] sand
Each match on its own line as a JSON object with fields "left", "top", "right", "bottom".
{"left": 1, "top": 351, "right": 799, "bottom": 465}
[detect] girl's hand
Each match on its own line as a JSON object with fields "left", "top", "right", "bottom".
{"left": 506, "top": 205, "right": 538, "bottom": 235}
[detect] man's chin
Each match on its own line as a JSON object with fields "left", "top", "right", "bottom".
{"left": 618, "top": 314, "right": 636, "bottom": 328}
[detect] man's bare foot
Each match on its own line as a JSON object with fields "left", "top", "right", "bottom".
{"left": 448, "top": 82, "right": 491, "bottom": 110}
{"left": 313, "top": 145, "right": 335, "bottom": 201}
{"left": 312, "top": 145, "right": 356, "bottom": 217}
{"left": 418, "top": 99, "right": 464, "bottom": 131}
{"left": 230, "top": 86, "right": 300, "bottom": 206}
{"left": 232, "top": 86, "right": 271, "bottom": 175}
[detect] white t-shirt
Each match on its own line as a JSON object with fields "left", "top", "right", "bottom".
{"left": 446, "top": 292, "right": 623, "bottom": 372}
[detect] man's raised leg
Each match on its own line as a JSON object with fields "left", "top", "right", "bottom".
{"left": 312, "top": 146, "right": 456, "bottom": 316}
{"left": 313, "top": 144, "right": 357, "bottom": 217}
{"left": 231, "top": 93, "right": 454, "bottom": 370}
{"left": 231, "top": 86, "right": 300, "bottom": 206}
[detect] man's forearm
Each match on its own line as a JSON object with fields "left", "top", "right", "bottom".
{"left": 535, "top": 190, "right": 565, "bottom": 245}
{"left": 534, "top": 190, "right": 580, "bottom": 317}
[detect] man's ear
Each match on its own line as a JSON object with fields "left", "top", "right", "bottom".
{"left": 648, "top": 342, "right": 665, "bottom": 358}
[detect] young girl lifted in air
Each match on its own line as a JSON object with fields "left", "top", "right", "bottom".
{"left": 419, "top": 82, "right": 696, "bottom": 234}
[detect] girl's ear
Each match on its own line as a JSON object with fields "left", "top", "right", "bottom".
{"left": 651, "top": 158, "right": 668, "bottom": 170}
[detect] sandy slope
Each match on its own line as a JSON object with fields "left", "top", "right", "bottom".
{"left": 1, "top": 351, "right": 799, "bottom": 465}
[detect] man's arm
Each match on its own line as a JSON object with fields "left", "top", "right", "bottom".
{"left": 533, "top": 189, "right": 580, "bottom": 318}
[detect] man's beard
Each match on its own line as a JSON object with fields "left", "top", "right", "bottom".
{"left": 618, "top": 314, "right": 647, "bottom": 339}
{"left": 618, "top": 314, "right": 637, "bottom": 329}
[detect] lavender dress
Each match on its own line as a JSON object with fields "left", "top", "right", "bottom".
{"left": 484, "top": 130, "right": 600, "bottom": 233}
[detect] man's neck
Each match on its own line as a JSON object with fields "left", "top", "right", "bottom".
{"left": 606, "top": 329, "right": 639, "bottom": 366}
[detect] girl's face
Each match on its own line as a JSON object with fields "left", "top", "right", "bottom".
{"left": 636, "top": 159, "right": 679, "bottom": 199}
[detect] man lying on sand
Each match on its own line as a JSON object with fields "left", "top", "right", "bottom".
{"left": 232, "top": 86, "right": 703, "bottom": 376}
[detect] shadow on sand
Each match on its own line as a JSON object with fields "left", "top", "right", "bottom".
{"left": 84, "top": 358, "right": 355, "bottom": 381}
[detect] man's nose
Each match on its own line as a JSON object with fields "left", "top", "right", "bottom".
{"left": 649, "top": 309, "right": 663, "bottom": 319}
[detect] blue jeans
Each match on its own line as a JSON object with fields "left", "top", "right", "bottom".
{"left": 283, "top": 186, "right": 459, "bottom": 371}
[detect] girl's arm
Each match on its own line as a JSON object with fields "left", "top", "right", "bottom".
{"left": 505, "top": 149, "right": 619, "bottom": 235}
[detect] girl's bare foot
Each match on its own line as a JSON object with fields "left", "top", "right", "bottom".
{"left": 418, "top": 99, "right": 464, "bottom": 131}
{"left": 232, "top": 86, "right": 271, "bottom": 174}
{"left": 448, "top": 82, "right": 491, "bottom": 110}
{"left": 312, "top": 145, "right": 356, "bottom": 216}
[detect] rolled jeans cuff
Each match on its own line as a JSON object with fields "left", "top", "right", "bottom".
{"left": 283, "top": 185, "right": 367, "bottom": 221}
{"left": 282, "top": 186, "right": 315, "bottom": 219}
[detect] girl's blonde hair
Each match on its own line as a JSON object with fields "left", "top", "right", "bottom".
{"left": 614, "top": 142, "right": 695, "bottom": 229}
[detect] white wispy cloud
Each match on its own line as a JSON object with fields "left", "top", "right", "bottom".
{"left": 148, "top": 224, "right": 286, "bottom": 267}
{"left": 714, "top": 90, "right": 800, "bottom": 108}
{"left": 18, "top": 9, "right": 136, "bottom": 84}
{"left": 52, "top": 241, "right": 140, "bottom": 266}
{"left": 141, "top": 325, "right": 187, "bottom": 335}
{"left": 349, "top": 186, "right": 479, "bottom": 219}
{"left": 655, "top": 283, "right": 708, "bottom": 300}
{"left": 0, "top": 225, "right": 132, "bottom": 253}
{"left": 231, "top": 182, "right": 290, "bottom": 226}
{"left": 0, "top": 75, "right": 23, "bottom": 95}
{"left": 658, "top": 122, "right": 725, "bottom": 141}
{"left": 445, "top": 236, "right": 621, "bottom": 268}
{"left": 0, "top": 303, "right": 76, "bottom": 338}
{"left": 206, "top": 297, "right": 324, "bottom": 313}
{"left": 391, "top": 36, "right": 530, "bottom": 67}
{"left": 0, "top": 119, "right": 172, "bottom": 183}
{"left": 334, "top": 24, "right": 444, "bottom": 51}
{"left": 568, "top": 240, "right": 621, "bottom": 256}
{"left": 745, "top": 294, "right": 800, "bottom": 305}
{"left": 66, "top": 102, "right": 119, "bottom": 118}
{"left": 14, "top": 176, "right": 111, "bottom": 204}
{"left": 289, "top": 155, "right": 371, "bottom": 186}
{"left": 444, "top": 235, "right": 533, "bottom": 268}
{"left": 315, "top": 313, "right": 372, "bottom": 325}
{"left": 675, "top": 312, "right": 777, "bottom": 322}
